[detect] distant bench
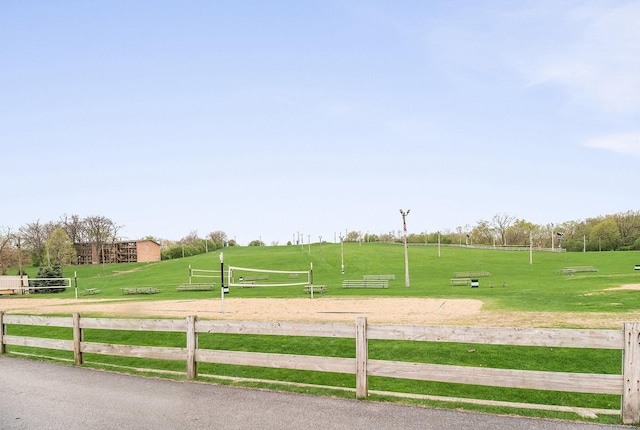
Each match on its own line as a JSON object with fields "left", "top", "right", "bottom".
{"left": 177, "top": 283, "right": 215, "bottom": 292}
{"left": 121, "top": 287, "right": 161, "bottom": 295}
{"left": 451, "top": 278, "right": 471, "bottom": 286}
{"left": 238, "top": 275, "right": 269, "bottom": 287}
{"left": 559, "top": 266, "right": 598, "bottom": 275}
{"left": 304, "top": 285, "right": 327, "bottom": 294}
{"left": 342, "top": 279, "right": 389, "bottom": 289}
{"left": 84, "top": 288, "right": 101, "bottom": 295}
{"left": 363, "top": 275, "right": 395, "bottom": 281}
{"left": 454, "top": 271, "right": 491, "bottom": 278}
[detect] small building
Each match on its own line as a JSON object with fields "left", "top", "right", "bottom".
{"left": 75, "top": 240, "right": 161, "bottom": 265}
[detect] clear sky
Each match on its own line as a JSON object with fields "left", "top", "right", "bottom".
{"left": 2, "top": 1, "right": 639, "bottom": 245}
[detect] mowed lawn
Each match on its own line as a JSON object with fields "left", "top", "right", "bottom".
{"left": 4, "top": 244, "right": 640, "bottom": 424}
{"left": 10, "top": 242, "right": 640, "bottom": 314}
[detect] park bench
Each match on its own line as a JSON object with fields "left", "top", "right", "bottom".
{"left": 453, "top": 271, "right": 491, "bottom": 278}
{"left": 451, "top": 278, "right": 472, "bottom": 286}
{"left": 566, "top": 266, "right": 597, "bottom": 272}
{"left": 121, "top": 287, "right": 161, "bottom": 295}
{"left": 559, "top": 266, "right": 598, "bottom": 275}
{"left": 84, "top": 288, "right": 101, "bottom": 295}
{"left": 363, "top": 274, "right": 395, "bottom": 281}
{"left": 304, "top": 285, "right": 327, "bottom": 294}
{"left": 177, "top": 283, "right": 215, "bottom": 291}
{"left": 342, "top": 279, "right": 389, "bottom": 289}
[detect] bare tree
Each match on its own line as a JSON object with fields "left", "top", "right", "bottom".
{"left": 207, "top": 230, "right": 227, "bottom": 244}
{"left": 179, "top": 230, "right": 200, "bottom": 245}
{"left": 491, "top": 213, "right": 516, "bottom": 246}
{"left": 84, "top": 215, "right": 120, "bottom": 264}
{"left": 59, "top": 214, "right": 86, "bottom": 244}
{"left": 19, "top": 220, "right": 58, "bottom": 266}
{"left": 0, "top": 227, "right": 19, "bottom": 275}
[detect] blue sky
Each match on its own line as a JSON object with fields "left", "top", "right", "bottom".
{"left": 2, "top": 1, "right": 639, "bottom": 245}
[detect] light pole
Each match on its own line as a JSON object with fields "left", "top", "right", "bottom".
{"left": 339, "top": 234, "right": 344, "bottom": 275}
{"left": 400, "top": 209, "right": 410, "bottom": 287}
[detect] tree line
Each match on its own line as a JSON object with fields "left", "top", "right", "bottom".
{"left": 0, "top": 214, "right": 236, "bottom": 274}
{"left": 1, "top": 209, "right": 638, "bottom": 275}
{"left": 343, "top": 210, "right": 640, "bottom": 252}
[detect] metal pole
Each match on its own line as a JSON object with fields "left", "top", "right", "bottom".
{"left": 400, "top": 209, "right": 410, "bottom": 287}
{"left": 340, "top": 234, "right": 344, "bottom": 275}
{"left": 220, "top": 252, "right": 225, "bottom": 313}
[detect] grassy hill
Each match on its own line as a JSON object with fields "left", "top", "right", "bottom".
{"left": 12, "top": 243, "right": 640, "bottom": 313}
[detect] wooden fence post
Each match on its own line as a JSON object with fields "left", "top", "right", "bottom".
{"left": 622, "top": 322, "right": 640, "bottom": 424}
{"left": 0, "top": 311, "right": 5, "bottom": 355}
{"left": 356, "top": 317, "right": 368, "bottom": 399}
{"left": 73, "top": 313, "right": 83, "bottom": 366}
{"left": 186, "top": 315, "right": 198, "bottom": 380}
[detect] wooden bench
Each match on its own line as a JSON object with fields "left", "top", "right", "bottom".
{"left": 177, "top": 283, "right": 215, "bottom": 291}
{"left": 121, "top": 287, "right": 161, "bottom": 295}
{"left": 363, "top": 274, "right": 395, "bottom": 281}
{"left": 559, "top": 266, "right": 597, "bottom": 276}
{"left": 304, "top": 285, "right": 327, "bottom": 294}
{"left": 451, "top": 278, "right": 471, "bottom": 286}
{"left": 454, "top": 271, "right": 491, "bottom": 278}
{"left": 342, "top": 279, "right": 389, "bottom": 289}
{"left": 84, "top": 288, "right": 101, "bottom": 295}
{"left": 566, "top": 266, "right": 597, "bottom": 273}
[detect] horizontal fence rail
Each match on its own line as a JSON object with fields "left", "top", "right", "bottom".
{"left": 1, "top": 312, "right": 638, "bottom": 424}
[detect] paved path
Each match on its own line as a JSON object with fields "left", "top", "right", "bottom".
{"left": 0, "top": 357, "right": 629, "bottom": 430}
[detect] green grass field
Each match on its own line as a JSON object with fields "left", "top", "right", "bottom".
{"left": 4, "top": 244, "right": 640, "bottom": 424}
{"left": 11, "top": 243, "right": 640, "bottom": 314}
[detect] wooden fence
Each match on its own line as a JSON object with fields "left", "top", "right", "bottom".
{"left": 1, "top": 312, "right": 639, "bottom": 424}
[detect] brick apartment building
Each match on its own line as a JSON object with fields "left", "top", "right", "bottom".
{"left": 75, "top": 239, "right": 161, "bottom": 265}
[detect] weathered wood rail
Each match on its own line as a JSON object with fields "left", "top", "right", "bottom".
{"left": 1, "top": 312, "right": 639, "bottom": 424}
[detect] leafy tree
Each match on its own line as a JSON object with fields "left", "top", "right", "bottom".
{"left": 248, "top": 239, "right": 264, "bottom": 246}
{"left": 345, "top": 231, "right": 362, "bottom": 242}
{"left": 505, "top": 219, "right": 537, "bottom": 246}
{"left": 46, "top": 228, "right": 77, "bottom": 266}
{"left": 471, "top": 220, "right": 493, "bottom": 245}
{"left": 589, "top": 219, "right": 622, "bottom": 251}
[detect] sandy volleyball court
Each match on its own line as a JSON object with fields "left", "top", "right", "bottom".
{"left": 2, "top": 287, "right": 640, "bottom": 328}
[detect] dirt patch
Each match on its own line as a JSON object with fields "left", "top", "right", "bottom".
{"left": 0, "top": 297, "right": 481, "bottom": 324}
{"left": 606, "top": 283, "right": 640, "bottom": 291}
{"left": 2, "top": 296, "right": 640, "bottom": 328}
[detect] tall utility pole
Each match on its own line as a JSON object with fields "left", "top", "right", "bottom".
{"left": 339, "top": 234, "right": 345, "bottom": 275}
{"left": 400, "top": 209, "right": 410, "bottom": 287}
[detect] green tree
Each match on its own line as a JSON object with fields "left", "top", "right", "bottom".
{"left": 33, "top": 265, "right": 65, "bottom": 293}
{"left": 46, "top": 228, "right": 77, "bottom": 266}
{"left": 589, "top": 219, "right": 622, "bottom": 251}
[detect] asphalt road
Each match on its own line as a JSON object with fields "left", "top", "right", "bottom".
{"left": 0, "top": 357, "right": 630, "bottom": 430}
